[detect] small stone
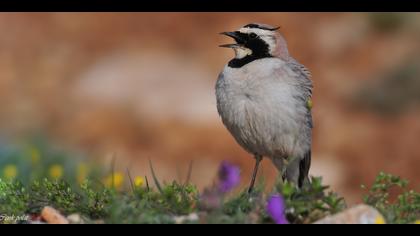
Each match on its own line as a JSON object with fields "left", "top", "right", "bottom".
{"left": 92, "top": 219, "right": 105, "bottom": 224}
{"left": 173, "top": 213, "right": 199, "bottom": 224}
{"left": 314, "top": 204, "right": 385, "bottom": 224}
{"left": 67, "top": 214, "right": 85, "bottom": 224}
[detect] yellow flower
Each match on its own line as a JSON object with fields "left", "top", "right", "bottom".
{"left": 30, "top": 147, "right": 41, "bottom": 165}
{"left": 134, "top": 176, "right": 145, "bottom": 188}
{"left": 374, "top": 216, "right": 386, "bottom": 224}
{"left": 3, "top": 165, "right": 18, "bottom": 180}
{"left": 104, "top": 172, "right": 124, "bottom": 189}
{"left": 77, "top": 163, "right": 89, "bottom": 184}
{"left": 49, "top": 165, "right": 64, "bottom": 179}
{"left": 414, "top": 220, "right": 420, "bottom": 224}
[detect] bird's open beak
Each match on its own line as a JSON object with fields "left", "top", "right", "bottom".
{"left": 219, "top": 43, "right": 240, "bottom": 48}
{"left": 219, "top": 31, "right": 244, "bottom": 48}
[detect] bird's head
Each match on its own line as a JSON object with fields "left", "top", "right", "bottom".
{"left": 220, "top": 23, "right": 289, "bottom": 61}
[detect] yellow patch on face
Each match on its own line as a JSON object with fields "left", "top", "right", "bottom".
{"left": 233, "top": 46, "right": 253, "bottom": 59}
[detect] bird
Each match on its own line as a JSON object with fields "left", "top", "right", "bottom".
{"left": 216, "top": 23, "right": 313, "bottom": 193}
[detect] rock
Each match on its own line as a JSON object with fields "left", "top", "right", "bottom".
{"left": 67, "top": 214, "right": 85, "bottom": 224}
{"left": 173, "top": 213, "right": 199, "bottom": 224}
{"left": 314, "top": 204, "right": 385, "bottom": 224}
{"left": 92, "top": 219, "right": 105, "bottom": 224}
{"left": 41, "top": 206, "right": 69, "bottom": 224}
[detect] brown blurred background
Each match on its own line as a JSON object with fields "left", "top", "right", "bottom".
{"left": 1, "top": 13, "right": 420, "bottom": 203}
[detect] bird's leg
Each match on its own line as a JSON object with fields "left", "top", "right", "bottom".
{"left": 248, "top": 155, "right": 263, "bottom": 194}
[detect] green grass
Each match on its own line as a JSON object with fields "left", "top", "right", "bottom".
{"left": 362, "top": 172, "right": 420, "bottom": 224}
{"left": 0, "top": 177, "right": 344, "bottom": 224}
{"left": 0, "top": 140, "right": 419, "bottom": 224}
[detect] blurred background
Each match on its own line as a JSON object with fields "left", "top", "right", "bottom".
{"left": 0, "top": 13, "right": 420, "bottom": 203}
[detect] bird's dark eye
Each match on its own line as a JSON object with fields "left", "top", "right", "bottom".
{"left": 249, "top": 33, "right": 257, "bottom": 39}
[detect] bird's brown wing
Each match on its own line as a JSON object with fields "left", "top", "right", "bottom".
{"left": 287, "top": 58, "right": 313, "bottom": 187}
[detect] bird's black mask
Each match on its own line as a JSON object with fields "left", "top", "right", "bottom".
{"left": 220, "top": 31, "right": 272, "bottom": 68}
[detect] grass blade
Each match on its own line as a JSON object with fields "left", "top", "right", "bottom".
{"left": 126, "top": 167, "right": 135, "bottom": 193}
{"left": 109, "top": 153, "right": 116, "bottom": 189}
{"left": 184, "top": 160, "right": 194, "bottom": 186}
{"left": 148, "top": 159, "right": 163, "bottom": 194}
{"left": 145, "top": 175, "right": 150, "bottom": 192}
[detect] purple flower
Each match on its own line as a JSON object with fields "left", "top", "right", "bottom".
{"left": 218, "top": 161, "right": 240, "bottom": 193}
{"left": 266, "top": 194, "right": 289, "bottom": 224}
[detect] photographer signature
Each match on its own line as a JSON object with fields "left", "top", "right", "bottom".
{"left": 0, "top": 214, "right": 29, "bottom": 223}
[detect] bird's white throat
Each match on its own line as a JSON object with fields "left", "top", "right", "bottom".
{"left": 233, "top": 47, "right": 253, "bottom": 59}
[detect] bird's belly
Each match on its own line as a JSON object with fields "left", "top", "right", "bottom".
{"left": 220, "top": 94, "right": 301, "bottom": 158}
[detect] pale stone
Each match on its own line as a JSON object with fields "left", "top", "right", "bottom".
{"left": 67, "top": 214, "right": 85, "bottom": 224}
{"left": 314, "top": 204, "right": 385, "bottom": 224}
{"left": 173, "top": 213, "right": 199, "bottom": 224}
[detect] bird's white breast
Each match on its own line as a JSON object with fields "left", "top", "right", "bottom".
{"left": 216, "top": 58, "right": 309, "bottom": 158}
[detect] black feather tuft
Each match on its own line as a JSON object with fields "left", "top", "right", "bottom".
{"left": 298, "top": 150, "right": 311, "bottom": 187}
{"left": 243, "top": 24, "right": 280, "bottom": 31}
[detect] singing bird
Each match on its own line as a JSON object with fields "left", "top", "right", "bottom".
{"left": 216, "top": 23, "right": 313, "bottom": 193}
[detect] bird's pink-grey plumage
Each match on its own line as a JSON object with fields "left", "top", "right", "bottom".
{"left": 216, "top": 23, "right": 313, "bottom": 191}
